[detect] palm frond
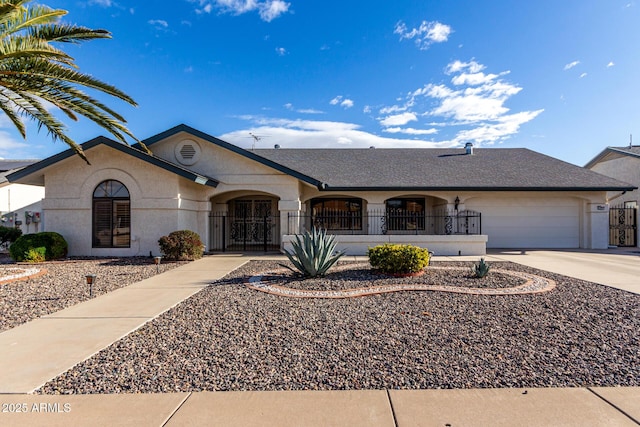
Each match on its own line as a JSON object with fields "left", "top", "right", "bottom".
{"left": 0, "top": 0, "right": 140, "bottom": 158}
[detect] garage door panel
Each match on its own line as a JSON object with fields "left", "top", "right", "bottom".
{"left": 466, "top": 197, "right": 580, "bottom": 248}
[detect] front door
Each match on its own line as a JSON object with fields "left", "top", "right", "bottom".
{"left": 209, "top": 198, "right": 280, "bottom": 251}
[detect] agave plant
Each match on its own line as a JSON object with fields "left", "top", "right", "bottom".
{"left": 283, "top": 227, "right": 345, "bottom": 278}
{"left": 472, "top": 257, "right": 491, "bottom": 278}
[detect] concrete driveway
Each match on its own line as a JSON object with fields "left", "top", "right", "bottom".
{"left": 485, "top": 248, "right": 640, "bottom": 295}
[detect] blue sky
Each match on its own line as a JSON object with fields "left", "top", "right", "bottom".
{"left": 1, "top": 0, "right": 639, "bottom": 165}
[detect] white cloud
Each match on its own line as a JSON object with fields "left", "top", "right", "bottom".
{"left": 380, "top": 112, "right": 417, "bottom": 127}
{"left": 446, "top": 60, "right": 485, "bottom": 75}
{"left": 579, "top": 72, "right": 588, "bottom": 78}
{"left": 564, "top": 60, "right": 580, "bottom": 70}
{"left": 275, "top": 47, "right": 287, "bottom": 56}
{"left": 607, "top": 61, "right": 615, "bottom": 68}
{"left": 148, "top": 19, "right": 169, "bottom": 29}
{"left": 0, "top": 130, "right": 33, "bottom": 158}
{"left": 383, "top": 127, "right": 438, "bottom": 135}
{"left": 330, "top": 96, "right": 354, "bottom": 109}
{"left": 219, "top": 117, "right": 454, "bottom": 149}
{"left": 89, "top": 0, "right": 113, "bottom": 6}
{"left": 192, "top": 0, "right": 290, "bottom": 22}
{"left": 376, "top": 59, "right": 543, "bottom": 146}
{"left": 184, "top": 66, "right": 194, "bottom": 73}
{"left": 394, "top": 20, "right": 452, "bottom": 50}
{"left": 340, "top": 99, "right": 354, "bottom": 109}
{"left": 259, "top": 0, "right": 290, "bottom": 22}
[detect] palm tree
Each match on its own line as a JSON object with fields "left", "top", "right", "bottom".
{"left": 0, "top": 0, "right": 147, "bottom": 163}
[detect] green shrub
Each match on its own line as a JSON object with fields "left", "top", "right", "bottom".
{"left": 368, "top": 243, "right": 431, "bottom": 274}
{"left": 472, "top": 258, "right": 490, "bottom": 278}
{"left": 0, "top": 226, "right": 22, "bottom": 246}
{"left": 284, "top": 227, "right": 345, "bottom": 277}
{"left": 9, "top": 232, "right": 68, "bottom": 262}
{"left": 158, "top": 230, "right": 204, "bottom": 261}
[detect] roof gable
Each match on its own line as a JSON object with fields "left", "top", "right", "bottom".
{"left": 7, "top": 136, "right": 219, "bottom": 188}
{"left": 137, "top": 124, "right": 323, "bottom": 188}
{"left": 585, "top": 146, "right": 640, "bottom": 169}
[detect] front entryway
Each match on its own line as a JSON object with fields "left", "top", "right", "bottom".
{"left": 209, "top": 197, "right": 280, "bottom": 251}
{"left": 609, "top": 206, "right": 638, "bottom": 247}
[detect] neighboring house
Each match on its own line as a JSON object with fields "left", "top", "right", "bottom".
{"left": 7, "top": 124, "right": 636, "bottom": 256}
{"left": 0, "top": 160, "right": 45, "bottom": 235}
{"left": 585, "top": 145, "right": 640, "bottom": 247}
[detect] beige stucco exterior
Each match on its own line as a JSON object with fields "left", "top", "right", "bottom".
{"left": 9, "top": 128, "right": 621, "bottom": 256}
{"left": 588, "top": 152, "right": 640, "bottom": 207}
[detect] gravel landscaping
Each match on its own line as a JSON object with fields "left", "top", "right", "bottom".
{"left": 0, "top": 255, "right": 187, "bottom": 332}
{"left": 37, "top": 260, "right": 639, "bottom": 394}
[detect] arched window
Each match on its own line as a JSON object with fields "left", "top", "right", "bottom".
{"left": 92, "top": 180, "right": 130, "bottom": 248}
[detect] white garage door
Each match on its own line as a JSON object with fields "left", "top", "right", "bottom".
{"left": 465, "top": 197, "right": 581, "bottom": 248}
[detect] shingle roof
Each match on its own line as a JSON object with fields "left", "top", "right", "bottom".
{"left": 0, "top": 160, "right": 40, "bottom": 184}
{"left": 255, "top": 147, "right": 635, "bottom": 191}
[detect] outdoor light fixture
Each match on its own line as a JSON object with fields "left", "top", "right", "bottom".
{"left": 85, "top": 274, "right": 96, "bottom": 297}
{"left": 154, "top": 256, "right": 162, "bottom": 273}
{"left": 454, "top": 196, "right": 460, "bottom": 211}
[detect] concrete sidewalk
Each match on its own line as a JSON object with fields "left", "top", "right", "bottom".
{"left": 484, "top": 248, "right": 640, "bottom": 294}
{"left": 1, "top": 250, "right": 639, "bottom": 426}
{"left": 0, "top": 254, "right": 248, "bottom": 394}
{"left": 1, "top": 387, "right": 639, "bottom": 426}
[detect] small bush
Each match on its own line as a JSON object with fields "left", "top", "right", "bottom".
{"left": 9, "top": 232, "right": 68, "bottom": 262}
{"left": 0, "top": 226, "right": 22, "bottom": 246}
{"left": 24, "top": 247, "right": 46, "bottom": 263}
{"left": 158, "top": 230, "right": 204, "bottom": 261}
{"left": 472, "top": 258, "right": 490, "bottom": 278}
{"left": 283, "top": 227, "right": 345, "bottom": 277}
{"left": 368, "top": 243, "right": 431, "bottom": 274}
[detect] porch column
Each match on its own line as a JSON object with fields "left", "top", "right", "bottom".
{"left": 587, "top": 203, "right": 609, "bottom": 249}
{"left": 367, "top": 203, "right": 385, "bottom": 235}
{"left": 278, "top": 199, "right": 302, "bottom": 236}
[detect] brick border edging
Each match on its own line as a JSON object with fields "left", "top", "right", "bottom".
{"left": 0, "top": 267, "right": 47, "bottom": 285}
{"left": 246, "top": 266, "right": 556, "bottom": 298}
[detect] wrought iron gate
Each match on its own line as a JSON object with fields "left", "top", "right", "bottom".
{"left": 209, "top": 200, "right": 280, "bottom": 251}
{"left": 609, "top": 206, "right": 637, "bottom": 247}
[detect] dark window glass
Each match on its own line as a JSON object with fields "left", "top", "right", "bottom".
{"left": 386, "top": 198, "right": 425, "bottom": 230}
{"left": 92, "top": 180, "right": 130, "bottom": 248}
{"left": 310, "top": 198, "right": 362, "bottom": 231}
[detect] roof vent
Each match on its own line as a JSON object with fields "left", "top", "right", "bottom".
{"left": 174, "top": 139, "right": 201, "bottom": 166}
{"left": 465, "top": 142, "right": 474, "bottom": 155}
{"left": 274, "top": 144, "right": 280, "bottom": 149}
{"left": 369, "top": 146, "right": 375, "bottom": 149}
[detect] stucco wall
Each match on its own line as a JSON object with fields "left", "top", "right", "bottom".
{"left": 0, "top": 183, "right": 44, "bottom": 214}
{"left": 41, "top": 145, "right": 209, "bottom": 256}
{"left": 589, "top": 155, "right": 640, "bottom": 206}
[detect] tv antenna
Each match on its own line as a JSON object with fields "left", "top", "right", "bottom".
{"left": 248, "top": 132, "right": 269, "bottom": 150}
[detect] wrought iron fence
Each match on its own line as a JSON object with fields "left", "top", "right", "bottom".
{"left": 609, "top": 205, "right": 637, "bottom": 247}
{"left": 287, "top": 209, "right": 481, "bottom": 236}
{"left": 209, "top": 212, "right": 281, "bottom": 251}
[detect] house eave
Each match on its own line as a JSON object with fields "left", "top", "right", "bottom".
{"left": 319, "top": 185, "right": 638, "bottom": 192}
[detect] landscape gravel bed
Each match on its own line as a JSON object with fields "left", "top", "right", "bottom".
{"left": 271, "top": 261, "right": 526, "bottom": 291}
{"left": 0, "top": 256, "right": 188, "bottom": 332}
{"left": 38, "top": 260, "right": 639, "bottom": 394}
